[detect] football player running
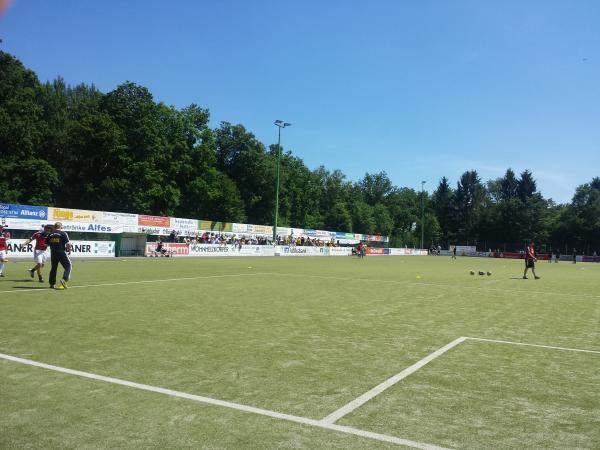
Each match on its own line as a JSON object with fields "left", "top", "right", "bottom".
{"left": 22, "top": 224, "right": 53, "bottom": 283}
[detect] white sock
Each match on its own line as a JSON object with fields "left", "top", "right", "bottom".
{"left": 0, "top": 262, "right": 4, "bottom": 274}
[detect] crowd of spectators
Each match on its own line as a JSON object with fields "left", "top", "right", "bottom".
{"left": 275, "top": 235, "right": 339, "bottom": 247}
{"left": 164, "top": 230, "right": 342, "bottom": 247}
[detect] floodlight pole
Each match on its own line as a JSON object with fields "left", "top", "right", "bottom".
{"left": 273, "top": 120, "right": 290, "bottom": 244}
{"left": 420, "top": 180, "right": 426, "bottom": 249}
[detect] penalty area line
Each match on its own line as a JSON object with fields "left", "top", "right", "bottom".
{"left": 0, "top": 353, "right": 449, "bottom": 450}
{"left": 321, "top": 337, "right": 468, "bottom": 424}
{"left": 0, "top": 273, "right": 273, "bottom": 295}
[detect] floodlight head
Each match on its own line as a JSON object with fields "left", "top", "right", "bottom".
{"left": 274, "top": 120, "right": 284, "bottom": 125}
{"left": 283, "top": 122, "right": 291, "bottom": 127}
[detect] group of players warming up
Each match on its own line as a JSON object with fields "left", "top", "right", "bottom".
{"left": 0, "top": 222, "right": 72, "bottom": 290}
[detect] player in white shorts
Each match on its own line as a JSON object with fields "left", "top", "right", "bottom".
{"left": 0, "top": 225, "right": 9, "bottom": 277}
{"left": 22, "top": 224, "right": 53, "bottom": 283}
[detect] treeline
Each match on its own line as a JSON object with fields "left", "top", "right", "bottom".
{"left": 1, "top": 51, "right": 599, "bottom": 252}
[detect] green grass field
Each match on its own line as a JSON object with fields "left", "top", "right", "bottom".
{"left": 1, "top": 255, "right": 599, "bottom": 449}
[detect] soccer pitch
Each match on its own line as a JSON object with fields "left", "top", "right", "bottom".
{"left": 1, "top": 256, "right": 599, "bottom": 449}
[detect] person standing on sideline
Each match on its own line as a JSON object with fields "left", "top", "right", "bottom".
{"left": 23, "top": 224, "right": 53, "bottom": 283}
{"left": 572, "top": 248, "right": 577, "bottom": 264}
{"left": 47, "top": 222, "right": 72, "bottom": 289}
{"left": 452, "top": 245, "right": 457, "bottom": 259}
{"left": 523, "top": 241, "right": 540, "bottom": 280}
{"left": 0, "top": 225, "right": 10, "bottom": 277}
{"left": 555, "top": 249, "right": 560, "bottom": 263}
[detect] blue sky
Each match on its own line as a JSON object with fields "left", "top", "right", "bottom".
{"left": 2, "top": 0, "right": 599, "bottom": 203}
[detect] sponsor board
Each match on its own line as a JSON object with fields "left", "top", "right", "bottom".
{"left": 144, "top": 243, "right": 275, "bottom": 257}
{"left": 0, "top": 203, "right": 48, "bottom": 221}
{"left": 492, "top": 252, "right": 550, "bottom": 260}
{"left": 198, "top": 220, "right": 233, "bottom": 232}
{"left": 102, "top": 211, "right": 138, "bottom": 226}
{"left": 366, "top": 247, "right": 386, "bottom": 255}
{"left": 145, "top": 242, "right": 190, "bottom": 256}
{"left": 138, "top": 226, "right": 163, "bottom": 235}
{"left": 277, "top": 246, "right": 325, "bottom": 256}
{"left": 388, "top": 248, "right": 428, "bottom": 256}
{"left": 327, "top": 247, "right": 352, "bottom": 256}
{"left": 8, "top": 239, "right": 115, "bottom": 258}
{"left": 582, "top": 256, "right": 600, "bottom": 263}
{"left": 59, "top": 221, "right": 122, "bottom": 234}
{"left": 336, "top": 238, "right": 361, "bottom": 245}
{"left": 170, "top": 217, "right": 198, "bottom": 232}
{"left": 304, "top": 229, "right": 317, "bottom": 237}
{"left": 49, "top": 207, "right": 102, "bottom": 223}
{"left": 2, "top": 218, "right": 124, "bottom": 234}
{"left": 450, "top": 245, "right": 478, "bottom": 256}
{"left": 276, "top": 227, "right": 291, "bottom": 236}
{"left": 1, "top": 218, "right": 46, "bottom": 231}
{"left": 248, "top": 224, "right": 273, "bottom": 235}
{"left": 232, "top": 223, "right": 249, "bottom": 233}
{"left": 138, "top": 215, "right": 170, "bottom": 228}
{"left": 316, "top": 230, "right": 334, "bottom": 239}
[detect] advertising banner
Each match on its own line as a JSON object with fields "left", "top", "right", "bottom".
{"left": 198, "top": 220, "right": 233, "bottom": 232}
{"left": 170, "top": 217, "right": 198, "bottom": 233}
{"left": 327, "top": 247, "right": 352, "bottom": 256}
{"left": 276, "top": 227, "right": 291, "bottom": 236}
{"left": 138, "top": 215, "right": 170, "bottom": 228}
{"left": 102, "top": 211, "right": 138, "bottom": 226}
{"left": 389, "top": 248, "right": 428, "bottom": 256}
{"left": 8, "top": 239, "right": 115, "bottom": 258}
{"left": 145, "top": 243, "right": 275, "bottom": 257}
{"left": 491, "top": 251, "right": 548, "bottom": 260}
{"left": 232, "top": 223, "right": 249, "bottom": 233}
{"left": 303, "top": 229, "right": 317, "bottom": 237}
{"left": 276, "top": 246, "right": 326, "bottom": 256}
{"left": 316, "top": 230, "right": 333, "bottom": 239}
{"left": 248, "top": 224, "right": 273, "bottom": 235}
{"left": 0, "top": 203, "right": 49, "bottom": 221}
{"left": 451, "top": 245, "right": 477, "bottom": 256}
{"left": 59, "top": 221, "right": 123, "bottom": 234}
{"left": 582, "top": 256, "right": 600, "bottom": 263}
{"left": 1, "top": 218, "right": 46, "bottom": 231}
{"left": 49, "top": 207, "right": 102, "bottom": 223}
{"left": 336, "top": 238, "right": 360, "bottom": 245}
{"left": 145, "top": 242, "right": 190, "bottom": 256}
{"left": 366, "top": 247, "right": 386, "bottom": 255}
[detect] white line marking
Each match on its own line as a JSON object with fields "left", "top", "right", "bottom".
{"left": 0, "top": 273, "right": 272, "bottom": 295}
{"left": 466, "top": 337, "right": 600, "bottom": 354}
{"left": 321, "top": 337, "right": 468, "bottom": 424}
{"left": 0, "top": 353, "right": 448, "bottom": 450}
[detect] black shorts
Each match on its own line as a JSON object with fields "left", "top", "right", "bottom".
{"left": 525, "top": 259, "right": 535, "bottom": 268}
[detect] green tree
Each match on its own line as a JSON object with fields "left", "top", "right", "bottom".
{"left": 431, "top": 177, "right": 456, "bottom": 245}
{"left": 456, "top": 170, "right": 485, "bottom": 244}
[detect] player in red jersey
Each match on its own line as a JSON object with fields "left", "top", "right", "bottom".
{"left": 22, "top": 224, "right": 53, "bottom": 283}
{"left": 0, "top": 225, "right": 10, "bottom": 277}
{"left": 523, "top": 241, "right": 540, "bottom": 280}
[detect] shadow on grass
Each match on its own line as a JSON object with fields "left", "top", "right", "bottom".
{"left": 10, "top": 286, "right": 47, "bottom": 290}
